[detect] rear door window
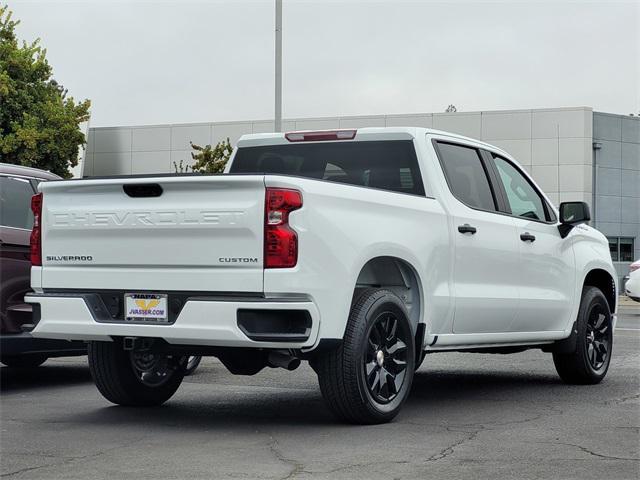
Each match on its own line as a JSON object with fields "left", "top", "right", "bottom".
{"left": 435, "top": 142, "right": 497, "bottom": 211}
{"left": 0, "top": 176, "right": 36, "bottom": 230}
{"left": 230, "top": 140, "right": 425, "bottom": 196}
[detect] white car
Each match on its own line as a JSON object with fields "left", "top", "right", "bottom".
{"left": 25, "top": 127, "right": 617, "bottom": 424}
{"left": 625, "top": 260, "right": 640, "bottom": 302}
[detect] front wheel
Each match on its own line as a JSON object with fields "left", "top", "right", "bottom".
{"left": 315, "top": 289, "right": 415, "bottom": 424}
{"left": 88, "top": 341, "right": 186, "bottom": 406}
{"left": 553, "top": 286, "right": 613, "bottom": 384}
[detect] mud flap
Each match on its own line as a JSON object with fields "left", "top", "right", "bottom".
{"left": 544, "top": 321, "right": 578, "bottom": 354}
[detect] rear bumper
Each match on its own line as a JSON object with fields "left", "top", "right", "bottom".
{"left": 0, "top": 332, "right": 86, "bottom": 357}
{"left": 25, "top": 292, "right": 321, "bottom": 350}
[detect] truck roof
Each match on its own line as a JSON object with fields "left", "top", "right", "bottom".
{"left": 236, "top": 127, "right": 511, "bottom": 158}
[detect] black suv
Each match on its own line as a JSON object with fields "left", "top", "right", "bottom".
{"left": 0, "top": 163, "right": 85, "bottom": 367}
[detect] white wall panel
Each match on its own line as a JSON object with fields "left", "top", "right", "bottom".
{"left": 385, "top": 115, "right": 433, "bottom": 128}
{"left": 531, "top": 165, "right": 559, "bottom": 193}
{"left": 212, "top": 123, "right": 253, "bottom": 145}
{"left": 86, "top": 130, "right": 95, "bottom": 153}
{"left": 339, "top": 116, "right": 385, "bottom": 128}
{"left": 532, "top": 138, "right": 559, "bottom": 165}
{"left": 293, "top": 118, "right": 340, "bottom": 130}
{"left": 559, "top": 164, "right": 592, "bottom": 192}
{"left": 481, "top": 111, "right": 531, "bottom": 140}
{"left": 93, "top": 128, "right": 132, "bottom": 153}
{"left": 82, "top": 153, "right": 94, "bottom": 177}
{"left": 93, "top": 152, "right": 131, "bottom": 175}
{"left": 132, "top": 127, "right": 171, "bottom": 151}
{"left": 432, "top": 113, "right": 482, "bottom": 139}
{"left": 559, "top": 138, "right": 592, "bottom": 165}
{"left": 171, "top": 124, "right": 211, "bottom": 151}
{"left": 132, "top": 151, "right": 171, "bottom": 174}
{"left": 252, "top": 121, "right": 296, "bottom": 133}
{"left": 532, "top": 108, "right": 592, "bottom": 138}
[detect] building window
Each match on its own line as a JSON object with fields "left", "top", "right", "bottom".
{"left": 607, "top": 237, "right": 636, "bottom": 262}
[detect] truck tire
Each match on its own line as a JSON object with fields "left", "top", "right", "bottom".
{"left": 0, "top": 354, "right": 48, "bottom": 368}
{"left": 553, "top": 286, "right": 613, "bottom": 385}
{"left": 88, "top": 341, "right": 185, "bottom": 406}
{"left": 184, "top": 355, "right": 202, "bottom": 376}
{"left": 315, "top": 289, "right": 415, "bottom": 424}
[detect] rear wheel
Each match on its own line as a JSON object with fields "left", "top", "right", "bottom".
{"left": 553, "top": 286, "right": 613, "bottom": 384}
{"left": 88, "top": 341, "right": 186, "bottom": 406}
{"left": 0, "top": 354, "right": 48, "bottom": 368}
{"left": 315, "top": 289, "right": 415, "bottom": 424}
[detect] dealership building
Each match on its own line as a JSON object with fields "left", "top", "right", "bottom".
{"left": 81, "top": 106, "right": 639, "bottom": 282}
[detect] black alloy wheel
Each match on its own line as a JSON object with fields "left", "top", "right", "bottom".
{"left": 364, "top": 312, "right": 409, "bottom": 404}
{"left": 585, "top": 303, "right": 610, "bottom": 370}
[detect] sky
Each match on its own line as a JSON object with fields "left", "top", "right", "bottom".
{"left": 8, "top": 0, "right": 640, "bottom": 127}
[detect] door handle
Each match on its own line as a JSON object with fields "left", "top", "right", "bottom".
{"left": 520, "top": 232, "right": 536, "bottom": 242}
{"left": 458, "top": 224, "right": 477, "bottom": 234}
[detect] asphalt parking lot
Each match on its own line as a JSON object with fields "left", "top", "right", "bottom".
{"left": 2, "top": 314, "right": 639, "bottom": 480}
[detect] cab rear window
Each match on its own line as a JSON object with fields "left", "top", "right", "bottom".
{"left": 230, "top": 140, "right": 425, "bottom": 196}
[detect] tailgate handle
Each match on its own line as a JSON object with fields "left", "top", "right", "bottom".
{"left": 123, "top": 183, "right": 163, "bottom": 198}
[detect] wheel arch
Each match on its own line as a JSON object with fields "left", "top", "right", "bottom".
{"left": 583, "top": 268, "right": 617, "bottom": 314}
{"left": 352, "top": 256, "right": 424, "bottom": 333}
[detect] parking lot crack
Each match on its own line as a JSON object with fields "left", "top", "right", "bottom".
{"left": 423, "top": 426, "right": 483, "bottom": 463}
{"left": 2, "top": 436, "right": 147, "bottom": 478}
{"left": 319, "top": 459, "right": 411, "bottom": 475}
{"left": 554, "top": 442, "right": 639, "bottom": 462}
{"left": 267, "top": 435, "right": 308, "bottom": 480}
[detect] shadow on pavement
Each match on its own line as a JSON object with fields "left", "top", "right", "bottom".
{"left": 0, "top": 359, "right": 92, "bottom": 393}
{"left": 60, "top": 369, "right": 566, "bottom": 429}
{"left": 2, "top": 357, "right": 607, "bottom": 429}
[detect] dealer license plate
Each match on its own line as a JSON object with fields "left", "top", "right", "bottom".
{"left": 125, "top": 293, "right": 169, "bottom": 323}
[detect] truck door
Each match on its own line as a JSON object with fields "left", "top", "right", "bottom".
{"left": 487, "top": 153, "right": 576, "bottom": 332}
{"left": 433, "top": 141, "right": 521, "bottom": 334}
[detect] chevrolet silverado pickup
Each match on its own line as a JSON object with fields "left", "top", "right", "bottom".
{"left": 26, "top": 127, "right": 617, "bottom": 424}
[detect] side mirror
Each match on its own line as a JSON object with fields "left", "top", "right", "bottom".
{"left": 558, "top": 201, "right": 591, "bottom": 238}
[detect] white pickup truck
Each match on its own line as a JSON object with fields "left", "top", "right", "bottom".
{"left": 26, "top": 127, "right": 617, "bottom": 424}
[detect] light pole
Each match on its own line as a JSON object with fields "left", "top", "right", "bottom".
{"left": 274, "top": 0, "right": 283, "bottom": 132}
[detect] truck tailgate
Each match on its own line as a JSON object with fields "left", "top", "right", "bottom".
{"left": 38, "top": 175, "right": 265, "bottom": 292}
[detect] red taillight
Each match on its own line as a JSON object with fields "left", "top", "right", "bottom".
{"left": 631, "top": 263, "right": 640, "bottom": 273}
{"left": 30, "top": 193, "right": 43, "bottom": 266}
{"left": 264, "top": 188, "right": 302, "bottom": 268}
{"left": 284, "top": 130, "right": 356, "bottom": 142}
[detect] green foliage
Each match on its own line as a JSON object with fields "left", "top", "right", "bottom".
{"left": 189, "top": 138, "right": 233, "bottom": 174}
{"left": 0, "top": 5, "right": 90, "bottom": 178}
{"left": 173, "top": 159, "right": 191, "bottom": 173}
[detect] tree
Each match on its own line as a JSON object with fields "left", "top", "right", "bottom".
{"left": 189, "top": 138, "right": 233, "bottom": 174}
{"left": 445, "top": 104, "right": 457, "bottom": 113}
{"left": 0, "top": 5, "right": 90, "bottom": 178}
